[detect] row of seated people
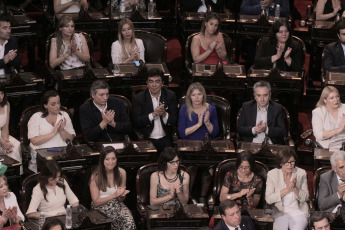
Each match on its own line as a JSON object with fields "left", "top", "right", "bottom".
{"left": 0, "top": 143, "right": 343, "bottom": 230}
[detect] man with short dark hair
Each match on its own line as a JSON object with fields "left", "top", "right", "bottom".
{"left": 310, "top": 212, "right": 331, "bottom": 230}
{"left": 79, "top": 80, "right": 131, "bottom": 142}
{"left": 318, "top": 150, "right": 345, "bottom": 213}
{"left": 132, "top": 68, "right": 178, "bottom": 153}
{"left": 215, "top": 200, "right": 255, "bottom": 230}
{"left": 237, "top": 81, "right": 286, "bottom": 144}
{"left": 324, "top": 21, "right": 345, "bottom": 72}
{"left": 0, "top": 15, "right": 20, "bottom": 75}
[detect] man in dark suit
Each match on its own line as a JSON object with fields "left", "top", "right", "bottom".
{"left": 132, "top": 68, "right": 178, "bottom": 153}
{"left": 318, "top": 150, "right": 345, "bottom": 213}
{"left": 310, "top": 212, "right": 331, "bottom": 230}
{"left": 238, "top": 81, "right": 286, "bottom": 144}
{"left": 214, "top": 200, "right": 255, "bottom": 230}
{"left": 240, "top": 0, "right": 290, "bottom": 17}
{"left": 324, "top": 21, "right": 345, "bottom": 72}
{"left": 0, "top": 15, "right": 20, "bottom": 75}
{"left": 79, "top": 80, "right": 131, "bottom": 142}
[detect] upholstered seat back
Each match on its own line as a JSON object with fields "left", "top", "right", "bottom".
{"left": 213, "top": 158, "right": 269, "bottom": 206}
{"left": 135, "top": 30, "right": 167, "bottom": 63}
{"left": 179, "top": 95, "right": 231, "bottom": 140}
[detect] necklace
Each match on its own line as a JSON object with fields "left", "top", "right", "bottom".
{"left": 163, "top": 171, "right": 178, "bottom": 183}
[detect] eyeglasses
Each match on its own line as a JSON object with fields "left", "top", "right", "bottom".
{"left": 283, "top": 160, "right": 296, "bottom": 166}
{"left": 168, "top": 159, "right": 180, "bottom": 165}
{"left": 238, "top": 166, "right": 250, "bottom": 170}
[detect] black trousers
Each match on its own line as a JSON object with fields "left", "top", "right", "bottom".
{"left": 149, "top": 136, "right": 173, "bottom": 160}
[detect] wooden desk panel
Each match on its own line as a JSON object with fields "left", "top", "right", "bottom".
{"left": 1, "top": 155, "right": 21, "bottom": 197}
{"left": 314, "top": 148, "right": 332, "bottom": 170}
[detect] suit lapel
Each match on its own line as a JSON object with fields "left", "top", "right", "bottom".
{"left": 249, "top": 102, "right": 257, "bottom": 126}
{"left": 90, "top": 100, "right": 103, "bottom": 122}
{"left": 145, "top": 89, "right": 154, "bottom": 113}
{"left": 267, "top": 101, "right": 273, "bottom": 127}
{"left": 336, "top": 42, "right": 345, "bottom": 65}
{"left": 331, "top": 171, "right": 339, "bottom": 194}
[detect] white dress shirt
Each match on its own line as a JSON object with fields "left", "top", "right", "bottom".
{"left": 0, "top": 40, "right": 8, "bottom": 76}
{"left": 148, "top": 91, "right": 168, "bottom": 139}
{"left": 252, "top": 105, "right": 272, "bottom": 144}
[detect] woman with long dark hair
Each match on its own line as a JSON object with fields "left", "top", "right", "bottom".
{"left": 27, "top": 90, "right": 75, "bottom": 172}
{"left": 111, "top": 18, "right": 144, "bottom": 64}
{"left": 254, "top": 18, "right": 303, "bottom": 72}
{"left": 89, "top": 146, "right": 135, "bottom": 230}
{"left": 150, "top": 147, "right": 190, "bottom": 205}
{"left": 49, "top": 15, "right": 90, "bottom": 70}
{"left": 190, "top": 12, "right": 227, "bottom": 64}
{"left": 26, "top": 160, "right": 79, "bottom": 218}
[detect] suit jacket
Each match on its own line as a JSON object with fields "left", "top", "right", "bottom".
{"left": 318, "top": 170, "right": 342, "bottom": 212}
{"left": 240, "top": 0, "right": 290, "bottom": 17}
{"left": 237, "top": 100, "right": 286, "bottom": 144}
{"left": 214, "top": 216, "right": 255, "bottom": 230}
{"left": 132, "top": 88, "right": 178, "bottom": 140}
{"left": 254, "top": 37, "right": 303, "bottom": 72}
{"left": 0, "top": 36, "right": 20, "bottom": 74}
{"left": 312, "top": 104, "right": 345, "bottom": 149}
{"left": 79, "top": 97, "right": 131, "bottom": 142}
{"left": 323, "top": 42, "right": 345, "bottom": 72}
{"left": 265, "top": 167, "right": 309, "bottom": 216}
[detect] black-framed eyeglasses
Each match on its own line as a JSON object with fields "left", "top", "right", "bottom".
{"left": 283, "top": 160, "right": 296, "bottom": 166}
{"left": 168, "top": 159, "right": 180, "bottom": 165}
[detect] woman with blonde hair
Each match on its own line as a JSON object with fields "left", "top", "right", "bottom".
{"left": 312, "top": 86, "right": 345, "bottom": 149}
{"left": 111, "top": 18, "right": 145, "bottom": 64}
{"left": 0, "top": 175, "right": 24, "bottom": 227}
{"left": 49, "top": 15, "right": 90, "bottom": 70}
{"left": 178, "top": 82, "right": 219, "bottom": 140}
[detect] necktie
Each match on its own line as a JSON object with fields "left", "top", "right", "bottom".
{"left": 234, "top": 228, "right": 238, "bottom": 230}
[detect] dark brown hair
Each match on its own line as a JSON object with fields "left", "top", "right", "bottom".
{"left": 40, "top": 90, "right": 61, "bottom": 118}
{"left": 275, "top": 147, "right": 298, "bottom": 168}
{"left": 157, "top": 147, "right": 181, "bottom": 172}
{"left": 39, "top": 160, "right": 65, "bottom": 202}
{"left": 236, "top": 151, "right": 256, "bottom": 172}
{"left": 0, "top": 84, "right": 7, "bottom": 107}
{"left": 219, "top": 199, "right": 237, "bottom": 216}
{"left": 93, "top": 146, "right": 122, "bottom": 192}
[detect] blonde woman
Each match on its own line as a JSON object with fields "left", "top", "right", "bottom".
{"left": 49, "top": 15, "right": 90, "bottom": 70}
{"left": 312, "top": 86, "right": 345, "bottom": 149}
{"left": 111, "top": 18, "right": 145, "bottom": 64}
{"left": 178, "top": 82, "right": 219, "bottom": 140}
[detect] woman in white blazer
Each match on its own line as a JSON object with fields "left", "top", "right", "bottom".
{"left": 312, "top": 86, "right": 345, "bottom": 149}
{"left": 265, "top": 148, "right": 309, "bottom": 230}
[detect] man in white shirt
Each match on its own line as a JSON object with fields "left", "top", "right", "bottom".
{"left": 214, "top": 200, "right": 255, "bottom": 230}
{"left": 132, "top": 68, "right": 178, "bottom": 153}
{"left": 0, "top": 16, "right": 20, "bottom": 75}
{"left": 237, "top": 81, "right": 286, "bottom": 144}
{"left": 318, "top": 150, "right": 345, "bottom": 213}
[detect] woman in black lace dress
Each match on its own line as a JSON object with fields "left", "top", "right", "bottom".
{"left": 219, "top": 151, "right": 264, "bottom": 211}
{"left": 150, "top": 147, "right": 190, "bottom": 206}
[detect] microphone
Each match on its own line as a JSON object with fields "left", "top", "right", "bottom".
{"left": 19, "top": 220, "right": 29, "bottom": 230}
{"left": 66, "top": 138, "right": 73, "bottom": 146}
{"left": 300, "top": 129, "right": 313, "bottom": 139}
{"left": 304, "top": 139, "right": 323, "bottom": 149}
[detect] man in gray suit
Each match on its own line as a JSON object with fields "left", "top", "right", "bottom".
{"left": 318, "top": 150, "right": 345, "bottom": 212}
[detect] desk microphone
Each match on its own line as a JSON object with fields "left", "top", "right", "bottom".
{"left": 19, "top": 220, "right": 29, "bottom": 230}
{"left": 304, "top": 139, "right": 323, "bottom": 149}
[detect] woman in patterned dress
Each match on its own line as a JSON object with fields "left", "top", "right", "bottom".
{"left": 89, "top": 146, "right": 136, "bottom": 230}
{"left": 49, "top": 15, "right": 90, "bottom": 70}
{"left": 150, "top": 147, "right": 190, "bottom": 206}
{"left": 219, "top": 151, "right": 264, "bottom": 211}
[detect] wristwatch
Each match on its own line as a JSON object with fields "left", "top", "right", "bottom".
{"left": 227, "top": 195, "right": 231, "bottom": 200}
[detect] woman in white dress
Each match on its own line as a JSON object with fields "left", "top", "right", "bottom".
{"left": 26, "top": 160, "right": 79, "bottom": 218}
{"left": 265, "top": 148, "right": 309, "bottom": 230}
{"left": 0, "top": 86, "right": 21, "bottom": 166}
{"left": 111, "top": 18, "right": 145, "bottom": 64}
{"left": 49, "top": 15, "right": 90, "bottom": 70}
{"left": 27, "top": 90, "right": 75, "bottom": 172}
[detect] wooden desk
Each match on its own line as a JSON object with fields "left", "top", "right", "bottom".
{"left": 237, "top": 15, "right": 276, "bottom": 37}
{"left": 111, "top": 12, "right": 162, "bottom": 33}
{"left": 237, "top": 142, "right": 290, "bottom": 168}
{"left": 24, "top": 209, "right": 112, "bottom": 230}
{"left": 213, "top": 207, "right": 273, "bottom": 230}
{"left": 314, "top": 148, "right": 332, "bottom": 170}
{"left": 0, "top": 155, "right": 21, "bottom": 197}
{"left": 177, "top": 140, "right": 236, "bottom": 166}
{"left": 311, "top": 21, "right": 337, "bottom": 42}
{"left": 144, "top": 204, "right": 209, "bottom": 229}
{"left": 36, "top": 145, "right": 100, "bottom": 172}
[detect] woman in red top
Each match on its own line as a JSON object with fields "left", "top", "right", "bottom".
{"left": 191, "top": 13, "right": 227, "bottom": 64}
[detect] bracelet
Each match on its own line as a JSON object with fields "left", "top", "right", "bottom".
{"left": 205, "top": 121, "right": 210, "bottom": 126}
{"left": 226, "top": 195, "right": 231, "bottom": 200}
